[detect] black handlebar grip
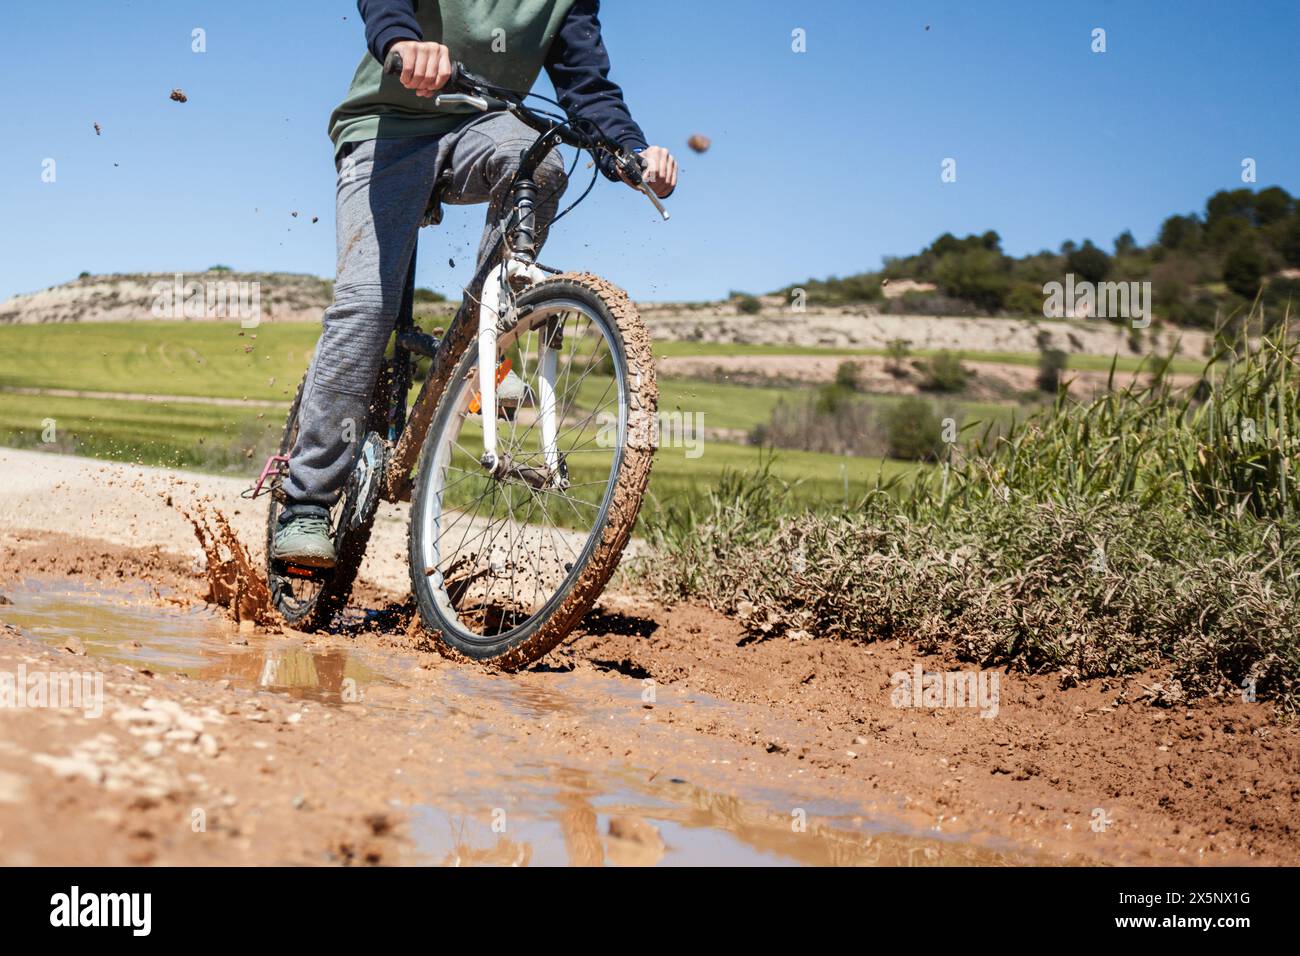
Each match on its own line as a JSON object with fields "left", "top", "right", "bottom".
{"left": 383, "top": 51, "right": 475, "bottom": 93}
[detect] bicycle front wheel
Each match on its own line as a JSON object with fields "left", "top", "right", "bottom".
{"left": 408, "top": 273, "right": 656, "bottom": 669}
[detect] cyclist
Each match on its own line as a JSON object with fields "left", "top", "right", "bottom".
{"left": 273, "top": 0, "right": 678, "bottom": 567}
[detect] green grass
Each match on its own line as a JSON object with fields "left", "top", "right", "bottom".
{"left": 0, "top": 321, "right": 319, "bottom": 401}
{"left": 0, "top": 393, "right": 282, "bottom": 473}
{"left": 0, "top": 322, "right": 1206, "bottom": 409}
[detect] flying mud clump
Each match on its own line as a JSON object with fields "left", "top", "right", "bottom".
{"left": 687, "top": 134, "right": 711, "bottom": 154}
{"left": 169, "top": 89, "right": 188, "bottom": 104}
{"left": 179, "top": 502, "right": 277, "bottom": 627}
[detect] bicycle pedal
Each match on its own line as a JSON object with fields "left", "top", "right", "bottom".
{"left": 280, "top": 562, "right": 327, "bottom": 580}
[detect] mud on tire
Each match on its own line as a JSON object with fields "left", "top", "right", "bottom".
{"left": 407, "top": 273, "right": 657, "bottom": 670}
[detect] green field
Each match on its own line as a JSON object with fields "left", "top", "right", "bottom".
{"left": 0, "top": 321, "right": 1206, "bottom": 405}
{"left": 0, "top": 319, "right": 1110, "bottom": 517}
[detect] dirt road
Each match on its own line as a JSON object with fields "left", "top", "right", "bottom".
{"left": 0, "top": 448, "right": 1295, "bottom": 866}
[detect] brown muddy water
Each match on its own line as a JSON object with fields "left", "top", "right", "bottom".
{"left": 1, "top": 577, "right": 1042, "bottom": 866}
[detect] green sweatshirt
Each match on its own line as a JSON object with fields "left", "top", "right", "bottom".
{"left": 329, "top": 0, "right": 577, "bottom": 156}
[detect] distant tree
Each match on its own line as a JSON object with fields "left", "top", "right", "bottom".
{"left": 1278, "top": 216, "right": 1300, "bottom": 268}
{"left": 734, "top": 294, "right": 762, "bottom": 315}
{"left": 1158, "top": 215, "right": 1201, "bottom": 251}
{"left": 1205, "top": 188, "right": 1258, "bottom": 232}
{"left": 1067, "top": 240, "right": 1112, "bottom": 284}
{"left": 1253, "top": 186, "right": 1293, "bottom": 226}
{"left": 78, "top": 271, "right": 91, "bottom": 279}
{"left": 1113, "top": 230, "right": 1138, "bottom": 256}
{"left": 1223, "top": 240, "right": 1267, "bottom": 300}
{"left": 207, "top": 264, "right": 233, "bottom": 272}
{"left": 934, "top": 249, "right": 1009, "bottom": 312}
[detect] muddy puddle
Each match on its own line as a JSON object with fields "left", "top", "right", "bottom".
{"left": 0, "top": 576, "right": 1044, "bottom": 866}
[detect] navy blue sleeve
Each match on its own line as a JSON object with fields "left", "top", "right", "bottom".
{"left": 545, "top": 0, "right": 650, "bottom": 181}
{"left": 358, "top": 0, "right": 423, "bottom": 63}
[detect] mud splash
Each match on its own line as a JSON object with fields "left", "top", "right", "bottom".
{"left": 179, "top": 503, "right": 277, "bottom": 626}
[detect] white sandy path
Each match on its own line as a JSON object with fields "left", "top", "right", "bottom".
{"left": 0, "top": 448, "right": 633, "bottom": 601}
{"left": 0, "top": 448, "right": 410, "bottom": 593}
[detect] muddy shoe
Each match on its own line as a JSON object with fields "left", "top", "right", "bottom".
{"left": 272, "top": 505, "right": 336, "bottom": 568}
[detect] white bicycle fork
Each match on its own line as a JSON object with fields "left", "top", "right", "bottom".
{"left": 476, "top": 256, "right": 559, "bottom": 477}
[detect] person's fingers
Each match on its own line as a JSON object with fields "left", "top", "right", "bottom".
{"left": 432, "top": 45, "right": 452, "bottom": 91}
{"left": 400, "top": 43, "right": 417, "bottom": 88}
{"left": 417, "top": 46, "right": 440, "bottom": 96}
{"left": 664, "top": 155, "right": 678, "bottom": 193}
{"left": 409, "top": 45, "right": 429, "bottom": 91}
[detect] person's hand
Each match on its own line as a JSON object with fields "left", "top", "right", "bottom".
{"left": 622, "top": 145, "right": 678, "bottom": 198}
{"left": 388, "top": 40, "right": 453, "bottom": 98}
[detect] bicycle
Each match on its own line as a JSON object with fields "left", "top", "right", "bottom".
{"left": 258, "top": 55, "right": 666, "bottom": 670}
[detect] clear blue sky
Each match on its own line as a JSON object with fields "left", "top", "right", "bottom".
{"left": 2, "top": 0, "right": 1298, "bottom": 303}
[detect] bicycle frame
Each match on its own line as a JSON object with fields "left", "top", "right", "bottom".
{"left": 363, "top": 55, "right": 668, "bottom": 505}
{"left": 382, "top": 130, "right": 568, "bottom": 502}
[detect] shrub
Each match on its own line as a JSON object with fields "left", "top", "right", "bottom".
{"left": 885, "top": 339, "right": 912, "bottom": 374}
{"left": 748, "top": 394, "right": 886, "bottom": 458}
{"left": 834, "top": 360, "right": 861, "bottom": 391}
{"left": 734, "top": 294, "right": 762, "bottom": 315}
{"left": 934, "top": 248, "right": 1010, "bottom": 312}
{"left": 919, "top": 350, "right": 969, "bottom": 392}
{"left": 882, "top": 396, "right": 944, "bottom": 461}
{"left": 641, "top": 315, "right": 1300, "bottom": 710}
{"left": 1036, "top": 348, "right": 1067, "bottom": 393}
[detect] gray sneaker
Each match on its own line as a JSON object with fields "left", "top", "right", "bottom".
{"left": 272, "top": 505, "right": 336, "bottom": 568}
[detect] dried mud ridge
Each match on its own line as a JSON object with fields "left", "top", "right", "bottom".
{"left": 1, "top": 532, "right": 1298, "bottom": 866}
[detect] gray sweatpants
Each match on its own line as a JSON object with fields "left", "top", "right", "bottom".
{"left": 282, "top": 113, "right": 568, "bottom": 507}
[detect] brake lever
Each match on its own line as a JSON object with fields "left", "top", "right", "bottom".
{"left": 621, "top": 153, "right": 671, "bottom": 221}
{"left": 433, "top": 93, "right": 492, "bottom": 111}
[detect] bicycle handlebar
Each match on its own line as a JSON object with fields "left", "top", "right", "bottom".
{"left": 382, "top": 49, "right": 669, "bottom": 220}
